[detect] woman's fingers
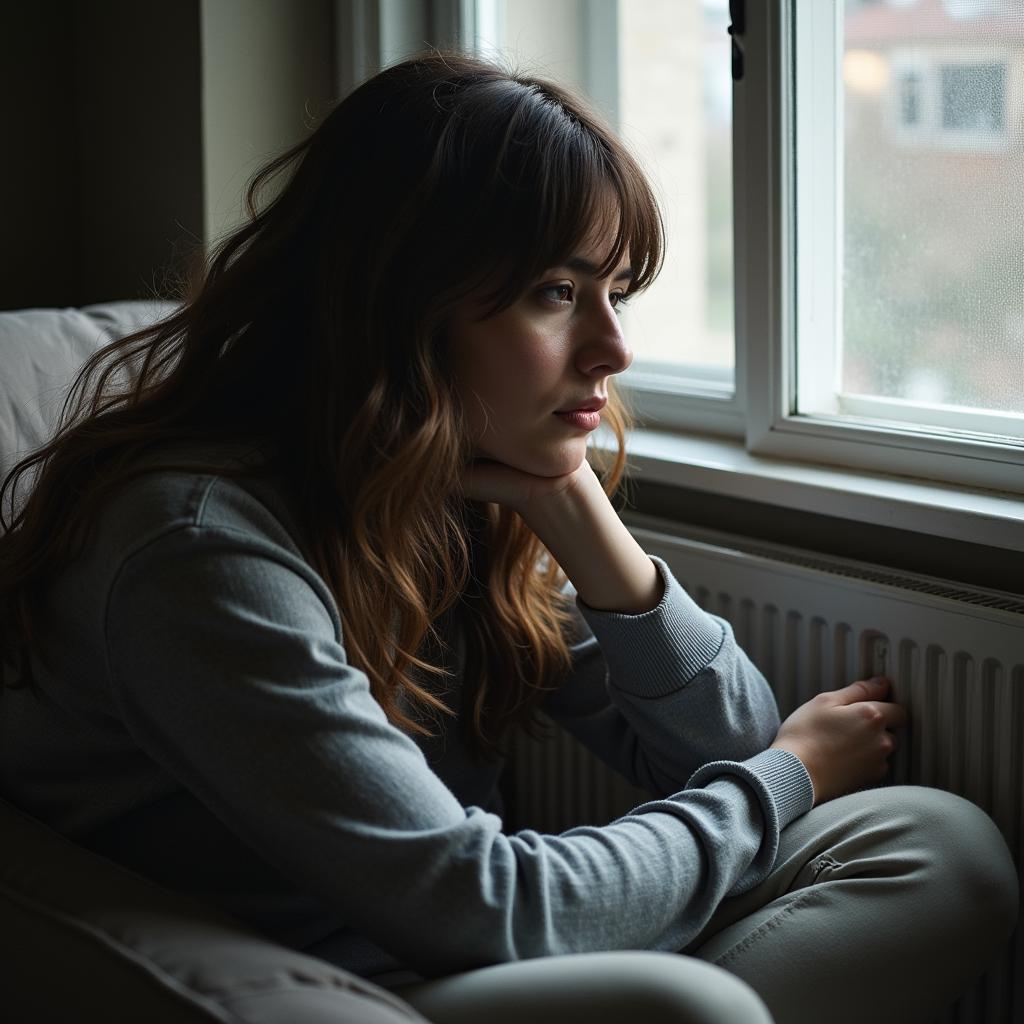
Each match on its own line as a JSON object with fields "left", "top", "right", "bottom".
{"left": 772, "top": 674, "right": 910, "bottom": 805}
{"left": 831, "top": 677, "right": 908, "bottom": 725}
{"left": 870, "top": 700, "right": 908, "bottom": 730}
{"left": 831, "top": 676, "right": 892, "bottom": 705}
{"left": 459, "top": 457, "right": 580, "bottom": 512}
{"left": 459, "top": 459, "right": 524, "bottom": 506}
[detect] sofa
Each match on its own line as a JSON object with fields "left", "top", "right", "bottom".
{"left": 0, "top": 302, "right": 430, "bottom": 1023}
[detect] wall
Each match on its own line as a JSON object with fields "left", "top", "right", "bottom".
{"left": 202, "top": 0, "right": 336, "bottom": 249}
{"left": 2, "top": 1, "right": 203, "bottom": 309}
{"left": 75, "top": 1, "right": 206, "bottom": 306}
{"left": 1, "top": 0, "right": 335, "bottom": 311}
{"left": 2, "top": 3, "right": 79, "bottom": 309}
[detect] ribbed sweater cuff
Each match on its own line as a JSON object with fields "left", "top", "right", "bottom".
{"left": 574, "top": 554, "right": 725, "bottom": 699}
{"left": 685, "top": 747, "right": 814, "bottom": 831}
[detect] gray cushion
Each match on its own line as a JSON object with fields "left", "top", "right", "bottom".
{"left": 0, "top": 797, "right": 427, "bottom": 1023}
{"left": 0, "top": 300, "right": 178, "bottom": 487}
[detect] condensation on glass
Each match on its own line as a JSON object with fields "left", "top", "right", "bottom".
{"left": 842, "top": 0, "right": 1024, "bottom": 416}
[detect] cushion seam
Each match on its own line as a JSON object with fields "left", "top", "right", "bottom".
{"left": 0, "top": 882, "right": 242, "bottom": 1023}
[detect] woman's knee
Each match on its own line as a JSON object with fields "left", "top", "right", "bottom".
{"left": 399, "top": 951, "right": 775, "bottom": 1024}
{"left": 590, "top": 952, "right": 775, "bottom": 1024}
{"left": 880, "top": 786, "right": 1018, "bottom": 945}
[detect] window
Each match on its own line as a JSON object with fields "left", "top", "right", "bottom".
{"left": 782, "top": 0, "right": 1023, "bottom": 492}
{"left": 898, "top": 70, "right": 922, "bottom": 125}
{"left": 941, "top": 63, "right": 1005, "bottom": 133}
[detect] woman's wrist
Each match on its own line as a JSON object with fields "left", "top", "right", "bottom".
{"left": 769, "top": 740, "right": 819, "bottom": 807}
{"left": 518, "top": 462, "right": 664, "bottom": 615}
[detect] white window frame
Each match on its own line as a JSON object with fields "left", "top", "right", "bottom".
{"left": 470, "top": 1, "right": 1024, "bottom": 493}
{"left": 743, "top": 0, "right": 1024, "bottom": 495}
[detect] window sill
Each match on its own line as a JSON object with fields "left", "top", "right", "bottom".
{"left": 591, "top": 427, "right": 1024, "bottom": 555}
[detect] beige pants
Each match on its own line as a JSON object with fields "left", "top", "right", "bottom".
{"left": 389, "top": 786, "right": 1018, "bottom": 1024}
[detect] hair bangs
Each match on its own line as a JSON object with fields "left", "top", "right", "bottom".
{"left": 470, "top": 82, "right": 664, "bottom": 320}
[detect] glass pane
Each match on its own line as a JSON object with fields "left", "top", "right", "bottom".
{"left": 500, "top": 0, "right": 587, "bottom": 94}
{"left": 842, "top": 0, "right": 1024, "bottom": 416}
{"left": 618, "top": 0, "right": 735, "bottom": 374}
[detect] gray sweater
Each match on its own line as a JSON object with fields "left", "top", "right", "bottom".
{"left": 0, "top": 447, "right": 813, "bottom": 979}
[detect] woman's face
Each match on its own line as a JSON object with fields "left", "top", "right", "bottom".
{"left": 449, "top": 225, "right": 634, "bottom": 478}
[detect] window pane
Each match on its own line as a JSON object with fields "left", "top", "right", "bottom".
{"left": 841, "top": 0, "right": 1024, "bottom": 420}
{"left": 618, "top": 0, "right": 735, "bottom": 376}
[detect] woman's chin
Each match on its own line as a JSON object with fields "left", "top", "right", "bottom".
{"left": 473, "top": 435, "right": 588, "bottom": 480}
{"left": 524, "top": 445, "right": 589, "bottom": 479}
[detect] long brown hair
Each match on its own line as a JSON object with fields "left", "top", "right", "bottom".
{"left": 0, "top": 51, "right": 663, "bottom": 756}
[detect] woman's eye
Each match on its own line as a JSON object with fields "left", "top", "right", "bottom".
{"left": 538, "top": 284, "right": 630, "bottom": 311}
{"left": 541, "top": 284, "right": 574, "bottom": 304}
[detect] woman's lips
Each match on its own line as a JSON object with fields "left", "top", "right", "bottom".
{"left": 554, "top": 410, "right": 601, "bottom": 431}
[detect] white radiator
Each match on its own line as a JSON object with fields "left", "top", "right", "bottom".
{"left": 507, "top": 516, "right": 1024, "bottom": 1024}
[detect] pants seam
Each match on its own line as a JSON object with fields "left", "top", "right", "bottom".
{"left": 712, "top": 889, "right": 820, "bottom": 970}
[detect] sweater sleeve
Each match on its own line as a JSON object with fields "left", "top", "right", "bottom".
{"left": 104, "top": 523, "right": 809, "bottom": 978}
{"left": 543, "top": 555, "right": 807, "bottom": 786}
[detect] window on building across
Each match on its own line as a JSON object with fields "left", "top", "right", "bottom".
{"left": 940, "top": 63, "right": 1006, "bottom": 133}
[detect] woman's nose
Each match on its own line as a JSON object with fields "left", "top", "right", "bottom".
{"left": 577, "top": 301, "right": 632, "bottom": 376}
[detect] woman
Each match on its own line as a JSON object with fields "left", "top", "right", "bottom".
{"left": 0, "top": 52, "right": 1016, "bottom": 1024}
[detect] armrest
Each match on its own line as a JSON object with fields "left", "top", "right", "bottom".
{"left": 0, "top": 797, "right": 425, "bottom": 1023}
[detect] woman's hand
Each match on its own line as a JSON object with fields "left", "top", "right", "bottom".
{"left": 461, "top": 453, "right": 664, "bottom": 614}
{"left": 770, "top": 676, "right": 908, "bottom": 806}
{"left": 459, "top": 454, "right": 596, "bottom": 517}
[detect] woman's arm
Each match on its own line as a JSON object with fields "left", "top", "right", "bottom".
{"left": 464, "top": 454, "right": 903, "bottom": 810}
{"left": 465, "top": 456, "right": 791, "bottom": 793}
{"left": 540, "top": 556, "right": 788, "bottom": 796}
